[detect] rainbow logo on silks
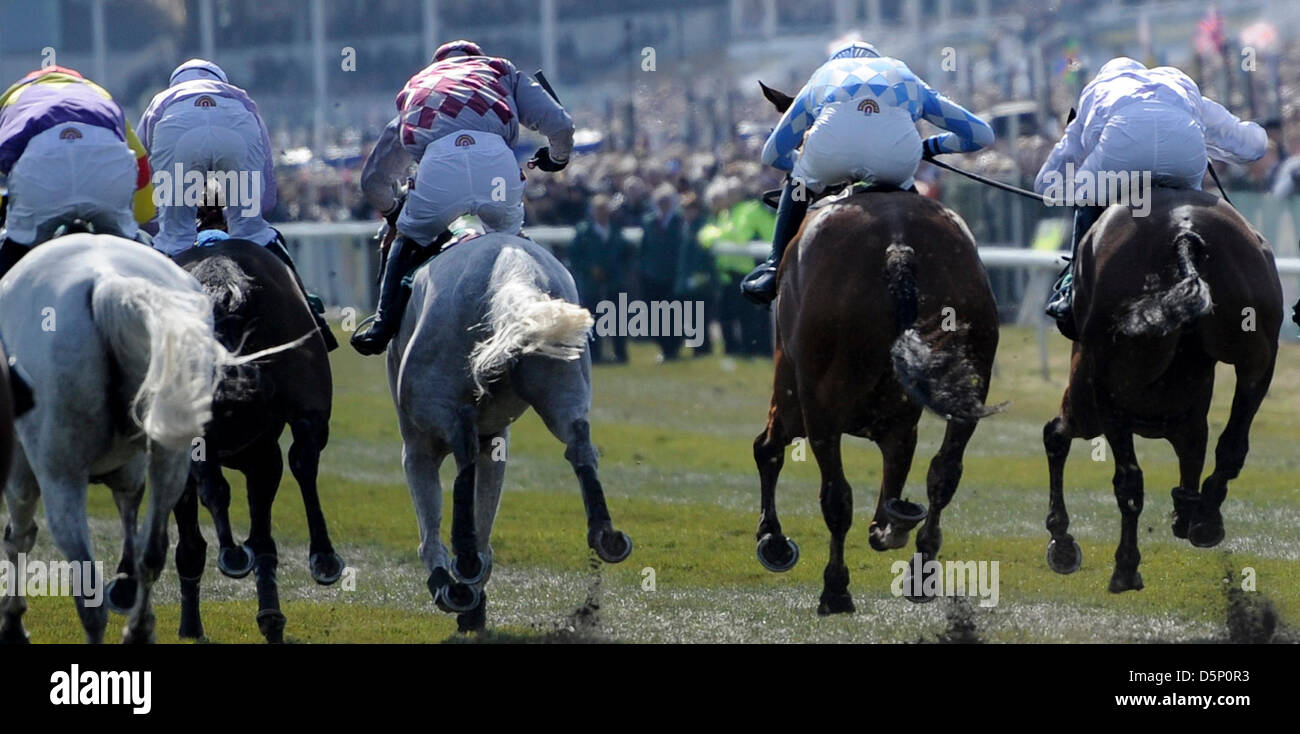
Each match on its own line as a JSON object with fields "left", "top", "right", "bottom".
{"left": 454, "top": 134, "right": 476, "bottom": 147}
{"left": 194, "top": 95, "right": 217, "bottom": 108}
{"left": 59, "top": 126, "right": 82, "bottom": 141}
{"left": 858, "top": 98, "right": 880, "bottom": 115}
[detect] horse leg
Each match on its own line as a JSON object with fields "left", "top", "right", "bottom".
{"left": 1167, "top": 413, "right": 1209, "bottom": 541}
{"left": 909, "top": 418, "right": 979, "bottom": 602}
{"left": 38, "top": 470, "right": 107, "bottom": 643}
{"left": 0, "top": 454, "right": 39, "bottom": 643}
{"left": 1104, "top": 425, "right": 1145, "bottom": 593}
{"left": 196, "top": 460, "right": 252, "bottom": 578}
{"left": 1043, "top": 414, "right": 1082, "bottom": 574}
{"left": 754, "top": 411, "right": 798, "bottom": 572}
{"left": 173, "top": 476, "right": 208, "bottom": 639}
{"left": 120, "top": 448, "right": 189, "bottom": 644}
{"left": 456, "top": 428, "right": 509, "bottom": 633}
{"left": 868, "top": 420, "right": 919, "bottom": 552}
{"left": 403, "top": 431, "right": 477, "bottom": 614}
{"left": 518, "top": 361, "right": 632, "bottom": 564}
{"left": 809, "top": 430, "right": 854, "bottom": 615}
{"left": 288, "top": 415, "right": 344, "bottom": 585}
{"left": 102, "top": 460, "right": 147, "bottom": 615}
{"left": 239, "top": 437, "right": 286, "bottom": 643}
{"left": 1191, "top": 360, "right": 1275, "bottom": 548}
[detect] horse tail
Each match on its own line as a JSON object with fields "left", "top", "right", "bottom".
{"left": 468, "top": 246, "right": 593, "bottom": 395}
{"left": 1115, "top": 230, "right": 1213, "bottom": 338}
{"left": 91, "top": 275, "right": 308, "bottom": 450}
{"left": 188, "top": 255, "right": 253, "bottom": 322}
{"left": 885, "top": 243, "right": 997, "bottom": 422}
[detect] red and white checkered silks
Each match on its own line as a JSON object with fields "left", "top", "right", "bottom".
{"left": 396, "top": 57, "right": 515, "bottom": 149}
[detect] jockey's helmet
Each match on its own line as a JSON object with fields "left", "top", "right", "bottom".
{"left": 433, "top": 40, "right": 484, "bottom": 63}
{"left": 828, "top": 41, "right": 880, "bottom": 61}
{"left": 170, "top": 59, "right": 229, "bottom": 86}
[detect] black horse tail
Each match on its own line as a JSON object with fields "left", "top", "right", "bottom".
{"left": 885, "top": 243, "right": 998, "bottom": 423}
{"left": 187, "top": 254, "right": 260, "bottom": 402}
{"left": 1116, "top": 230, "right": 1213, "bottom": 338}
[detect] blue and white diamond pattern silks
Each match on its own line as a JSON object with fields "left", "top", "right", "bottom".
{"left": 761, "top": 56, "right": 994, "bottom": 171}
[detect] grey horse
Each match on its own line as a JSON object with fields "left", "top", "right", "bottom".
{"left": 0, "top": 235, "right": 269, "bottom": 643}
{"left": 387, "top": 232, "right": 632, "bottom": 632}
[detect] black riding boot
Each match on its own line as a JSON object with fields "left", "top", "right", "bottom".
{"left": 265, "top": 235, "right": 339, "bottom": 351}
{"left": 1045, "top": 205, "right": 1105, "bottom": 340}
{"left": 349, "top": 234, "right": 440, "bottom": 356}
{"left": 741, "top": 176, "right": 809, "bottom": 306}
{"left": 0, "top": 238, "right": 33, "bottom": 281}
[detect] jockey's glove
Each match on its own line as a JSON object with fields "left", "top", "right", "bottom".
{"left": 921, "top": 137, "right": 942, "bottom": 160}
{"left": 529, "top": 146, "right": 568, "bottom": 172}
{"left": 383, "top": 192, "right": 407, "bottom": 230}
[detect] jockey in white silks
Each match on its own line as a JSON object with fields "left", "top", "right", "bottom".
{"left": 740, "top": 41, "right": 994, "bottom": 305}
{"left": 350, "top": 39, "right": 575, "bottom": 356}
{"left": 139, "top": 59, "right": 337, "bottom": 350}
{"left": 1034, "top": 57, "right": 1266, "bottom": 333}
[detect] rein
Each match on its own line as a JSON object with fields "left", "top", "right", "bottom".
{"left": 923, "top": 157, "right": 1050, "bottom": 204}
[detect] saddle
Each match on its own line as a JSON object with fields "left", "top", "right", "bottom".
{"left": 761, "top": 181, "right": 914, "bottom": 211}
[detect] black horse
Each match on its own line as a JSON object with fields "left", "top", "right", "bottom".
{"left": 172, "top": 238, "right": 343, "bottom": 642}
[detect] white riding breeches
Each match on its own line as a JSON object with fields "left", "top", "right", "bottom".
{"left": 398, "top": 130, "right": 525, "bottom": 246}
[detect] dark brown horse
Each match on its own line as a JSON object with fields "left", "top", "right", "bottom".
{"left": 171, "top": 238, "right": 342, "bottom": 642}
{"left": 749, "top": 86, "right": 1001, "bottom": 613}
{"left": 1043, "top": 188, "right": 1282, "bottom": 592}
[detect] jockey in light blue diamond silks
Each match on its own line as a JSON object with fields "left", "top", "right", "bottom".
{"left": 742, "top": 41, "right": 994, "bottom": 305}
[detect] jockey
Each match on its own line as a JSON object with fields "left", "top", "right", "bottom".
{"left": 741, "top": 41, "right": 993, "bottom": 305}
{"left": 1035, "top": 57, "right": 1266, "bottom": 335}
{"left": 350, "top": 39, "right": 575, "bottom": 356}
{"left": 0, "top": 65, "right": 154, "bottom": 278}
{"left": 139, "top": 59, "right": 336, "bottom": 350}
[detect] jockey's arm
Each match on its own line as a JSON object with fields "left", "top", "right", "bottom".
{"left": 245, "top": 97, "right": 278, "bottom": 216}
{"left": 360, "top": 115, "right": 412, "bottom": 216}
{"left": 122, "top": 118, "right": 156, "bottom": 224}
{"left": 1034, "top": 96, "right": 1089, "bottom": 195}
{"left": 761, "top": 82, "right": 815, "bottom": 172}
{"left": 513, "top": 66, "right": 575, "bottom": 163}
{"left": 1201, "top": 96, "right": 1266, "bottom": 165}
{"left": 916, "top": 81, "right": 994, "bottom": 156}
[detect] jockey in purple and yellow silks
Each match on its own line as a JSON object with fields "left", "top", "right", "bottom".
{"left": 0, "top": 65, "right": 154, "bottom": 277}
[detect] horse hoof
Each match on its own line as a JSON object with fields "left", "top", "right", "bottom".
{"left": 1170, "top": 487, "right": 1200, "bottom": 539}
{"left": 309, "top": 552, "right": 345, "bottom": 585}
{"left": 436, "top": 582, "right": 481, "bottom": 614}
{"left": 756, "top": 533, "right": 799, "bottom": 572}
{"left": 868, "top": 520, "right": 911, "bottom": 551}
{"left": 104, "top": 575, "right": 138, "bottom": 614}
{"left": 884, "top": 498, "right": 928, "bottom": 531}
{"left": 1046, "top": 538, "right": 1083, "bottom": 574}
{"left": 0, "top": 622, "right": 30, "bottom": 644}
{"left": 217, "top": 545, "right": 255, "bottom": 579}
{"left": 817, "top": 591, "right": 855, "bottom": 615}
{"left": 1188, "top": 520, "right": 1225, "bottom": 548}
{"left": 257, "top": 609, "right": 287, "bottom": 643}
{"left": 1107, "top": 569, "right": 1144, "bottom": 593}
{"left": 178, "top": 618, "right": 205, "bottom": 641}
{"left": 591, "top": 528, "right": 633, "bottom": 564}
{"left": 451, "top": 552, "right": 491, "bottom": 586}
{"left": 456, "top": 591, "right": 487, "bottom": 633}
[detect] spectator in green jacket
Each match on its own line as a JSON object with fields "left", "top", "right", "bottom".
{"left": 675, "top": 191, "right": 714, "bottom": 357}
{"left": 568, "top": 193, "right": 629, "bottom": 363}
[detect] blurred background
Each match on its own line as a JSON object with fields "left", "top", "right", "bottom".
{"left": 2, "top": 0, "right": 1297, "bottom": 353}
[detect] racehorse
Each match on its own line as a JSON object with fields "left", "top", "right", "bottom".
{"left": 170, "top": 238, "right": 341, "bottom": 643}
{"left": 749, "top": 83, "right": 1001, "bottom": 614}
{"left": 0, "top": 235, "right": 258, "bottom": 643}
{"left": 388, "top": 231, "right": 632, "bottom": 632}
{"left": 1043, "top": 188, "right": 1282, "bottom": 592}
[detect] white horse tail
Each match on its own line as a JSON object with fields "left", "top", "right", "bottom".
{"left": 91, "top": 275, "right": 310, "bottom": 450}
{"left": 468, "top": 246, "right": 593, "bottom": 395}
